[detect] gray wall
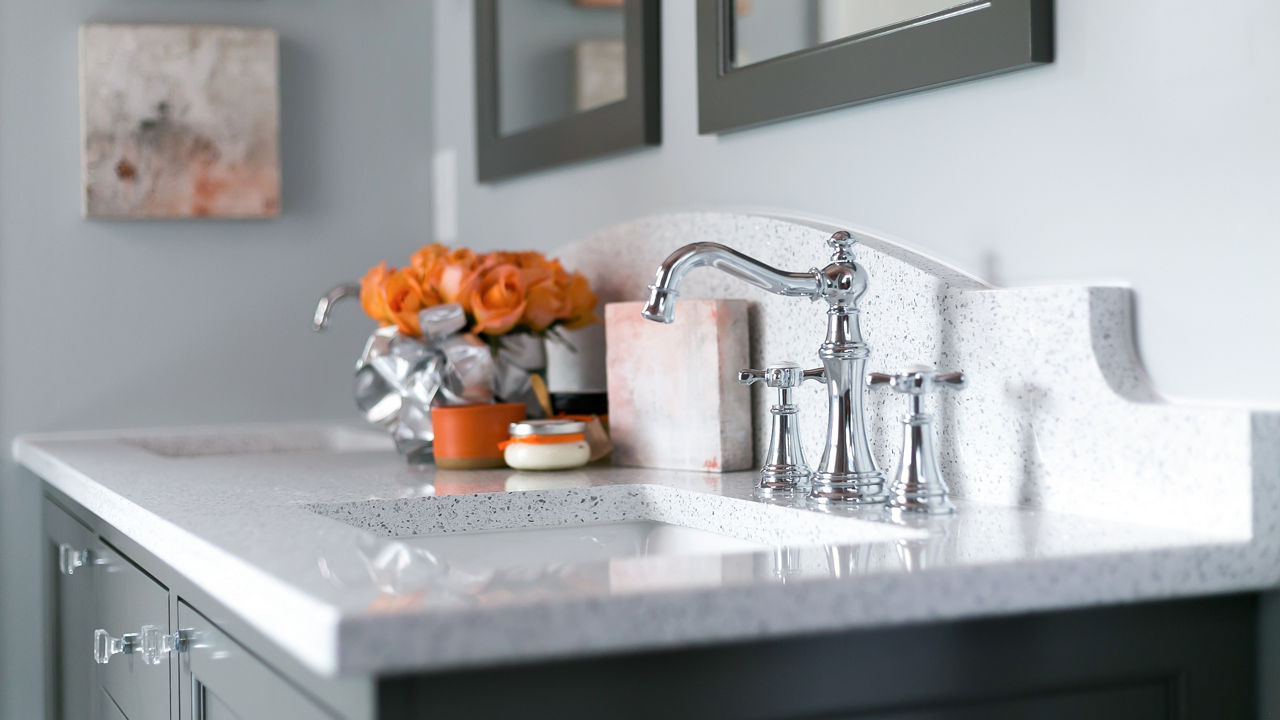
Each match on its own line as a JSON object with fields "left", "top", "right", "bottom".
{"left": 0, "top": 1, "right": 433, "bottom": 717}
{"left": 434, "top": 0, "right": 1280, "bottom": 407}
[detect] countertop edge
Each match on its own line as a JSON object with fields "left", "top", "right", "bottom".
{"left": 16, "top": 437, "right": 346, "bottom": 678}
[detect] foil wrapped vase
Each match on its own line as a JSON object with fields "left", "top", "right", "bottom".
{"left": 349, "top": 303, "right": 546, "bottom": 464}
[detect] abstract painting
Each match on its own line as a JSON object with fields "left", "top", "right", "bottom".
{"left": 79, "top": 24, "right": 281, "bottom": 219}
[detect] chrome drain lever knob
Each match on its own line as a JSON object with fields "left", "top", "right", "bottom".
{"left": 868, "top": 368, "right": 966, "bottom": 515}
{"left": 739, "top": 361, "right": 825, "bottom": 495}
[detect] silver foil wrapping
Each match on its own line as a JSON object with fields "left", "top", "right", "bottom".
{"left": 351, "top": 303, "right": 546, "bottom": 463}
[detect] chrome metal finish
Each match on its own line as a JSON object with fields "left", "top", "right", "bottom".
{"left": 94, "top": 628, "right": 139, "bottom": 665}
{"left": 868, "top": 367, "right": 966, "bottom": 515}
{"left": 509, "top": 419, "right": 588, "bottom": 437}
{"left": 640, "top": 242, "right": 822, "bottom": 323}
{"left": 139, "top": 625, "right": 193, "bottom": 665}
{"left": 312, "top": 283, "right": 361, "bottom": 331}
{"left": 738, "top": 361, "right": 824, "bottom": 495}
{"left": 641, "top": 231, "right": 888, "bottom": 504}
{"left": 58, "top": 543, "right": 89, "bottom": 576}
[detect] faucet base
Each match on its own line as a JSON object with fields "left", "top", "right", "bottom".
{"left": 887, "top": 492, "right": 957, "bottom": 517}
{"left": 809, "top": 470, "right": 888, "bottom": 505}
{"left": 755, "top": 465, "right": 811, "bottom": 497}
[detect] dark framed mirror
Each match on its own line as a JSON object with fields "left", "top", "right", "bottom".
{"left": 697, "top": 0, "right": 1052, "bottom": 134}
{"left": 475, "top": 0, "right": 661, "bottom": 182}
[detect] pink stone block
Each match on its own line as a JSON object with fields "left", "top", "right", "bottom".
{"left": 605, "top": 300, "right": 752, "bottom": 472}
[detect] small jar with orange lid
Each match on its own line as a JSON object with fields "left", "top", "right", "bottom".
{"left": 502, "top": 420, "right": 591, "bottom": 471}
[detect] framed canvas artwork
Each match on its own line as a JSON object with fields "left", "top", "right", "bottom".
{"left": 79, "top": 24, "right": 281, "bottom": 219}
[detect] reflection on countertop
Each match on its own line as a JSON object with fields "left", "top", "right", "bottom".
{"left": 12, "top": 422, "right": 1272, "bottom": 678}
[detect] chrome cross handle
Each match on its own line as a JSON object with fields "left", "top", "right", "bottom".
{"left": 869, "top": 367, "right": 966, "bottom": 515}
{"left": 867, "top": 369, "right": 966, "bottom": 396}
{"left": 739, "top": 362, "right": 824, "bottom": 495}
{"left": 737, "top": 363, "right": 824, "bottom": 389}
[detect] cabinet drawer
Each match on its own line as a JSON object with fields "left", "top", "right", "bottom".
{"left": 98, "top": 687, "right": 129, "bottom": 720}
{"left": 96, "top": 543, "right": 171, "bottom": 720}
{"left": 43, "top": 499, "right": 98, "bottom": 720}
{"left": 177, "top": 601, "right": 333, "bottom": 719}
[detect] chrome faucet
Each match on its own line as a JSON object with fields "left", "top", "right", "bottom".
{"left": 313, "top": 283, "right": 360, "bottom": 331}
{"left": 641, "top": 231, "right": 887, "bottom": 505}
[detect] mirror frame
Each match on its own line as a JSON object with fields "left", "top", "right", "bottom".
{"left": 475, "top": 0, "right": 661, "bottom": 182}
{"left": 697, "top": 0, "right": 1053, "bottom": 134}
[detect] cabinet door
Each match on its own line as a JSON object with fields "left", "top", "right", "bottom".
{"left": 95, "top": 543, "right": 172, "bottom": 720}
{"left": 98, "top": 688, "right": 130, "bottom": 720}
{"left": 176, "top": 601, "right": 334, "bottom": 720}
{"left": 42, "top": 499, "right": 98, "bottom": 720}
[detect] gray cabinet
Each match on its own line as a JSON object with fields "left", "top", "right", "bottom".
{"left": 176, "top": 601, "right": 331, "bottom": 720}
{"left": 43, "top": 500, "right": 97, "bottom": 720}
{"left": 41, "top": 488, "right": 1264, "bottom": 720}
{"left": 100, "top": 688, "right": 131, "bottom": 720}
{"left": 43, "top": 497, "right": 335, "bottom": 720}
{"left": 381, "top": 595, "right": 1257, "bottom": 718}
{"left": 43, "top": 499, "right": 171, "bottom": 720}
{"left": 95, "top": 542, "right": 171, "bottom": 720}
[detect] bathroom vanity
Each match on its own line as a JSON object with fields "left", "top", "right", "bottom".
{"left": 21, "top": 422, "right": 1271, "bottom": 720}
{"left": 22, "top": 214, "right": 1280, "bottom": 719}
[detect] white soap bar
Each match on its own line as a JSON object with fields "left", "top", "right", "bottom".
{"left": 605, "top": 299, "right": 752, "bottom": 472}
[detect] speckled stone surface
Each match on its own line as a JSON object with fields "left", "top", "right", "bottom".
{"left": 549, "top": 213, "right": 1261, "bottom": 536}
{"left": 12, "top": 214, "right": 1280, "bottom": 679}
{"left": 14, "top": 413, "right": 1280, "bottom": 678}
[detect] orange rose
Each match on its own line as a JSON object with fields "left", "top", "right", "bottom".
{"left": 560, "top": 272, "right": 599, "bottom": 330}
{"left": 428, "top": 248, "right": 483, "bottom": 309}
{"left": 522, "top": 278, "right": 569, "bottom": 332}
{"left": 484, "top": 250, "right": 520, "bottom": 268}
{"left": 409, "top": 243, "right": 449, "bottom": 275}
{"left": 466, "top": 264, "right": 527, "bottom": 336}
{"left": 364, "top": 246, "right": 597, "bottom": 337}
{"left": 510, "top": 251, "right": 560, "bottom": 289}
{"left": 383, "top": 266, "right": 439, "bottom": 337}
{"left": 515, "top": 251, "right": 546, "bottom": 267}
{"left": 359, "top": 262, "right": 395, "bottom": 326}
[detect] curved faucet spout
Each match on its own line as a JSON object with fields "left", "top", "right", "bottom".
{"left": 640, "top": 230, "right": 887, "bottom": 505}
{"left": 313, "top": 283, "right": 361, "bottom": 331}
{"left": 640, "top": 242, "right": 821, "bottom": 323}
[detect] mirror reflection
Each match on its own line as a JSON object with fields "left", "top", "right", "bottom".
{"left": 732, "top": 0, "right": 971, "bottom": 68}
{"left": 497, "top": 0, "right": 628, "bottom": 137}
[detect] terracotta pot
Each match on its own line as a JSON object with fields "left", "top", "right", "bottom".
{"left": 429, "top": 403, "right": 526, "bottom": 469}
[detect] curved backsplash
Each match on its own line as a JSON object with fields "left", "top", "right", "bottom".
{"left": 548, "top": 212, "right": 1268, "bottom": 537}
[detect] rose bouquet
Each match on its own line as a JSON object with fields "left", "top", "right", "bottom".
{"left": 357, "top": 244, "right": 599, "bottom": 345}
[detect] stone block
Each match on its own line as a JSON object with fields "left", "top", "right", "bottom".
{"left": 605, "top": 300, "right": 752, "bottom": 472}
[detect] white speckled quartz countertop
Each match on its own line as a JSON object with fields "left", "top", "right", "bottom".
{"left": 13, "top": 422, "right": 1280, "bottom": 679}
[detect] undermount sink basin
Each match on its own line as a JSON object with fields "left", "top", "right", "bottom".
{"left": 124, "top": 425, "right": 391, "bottom": 458}
{"left": 307, "top": 483, "right": 924, "bottom": 571}
{"left": 400, "top": 520, "right": 771, "bottom": 569}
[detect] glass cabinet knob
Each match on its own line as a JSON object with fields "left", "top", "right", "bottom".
{"left": 139, "top": 625, "right": 192, "bottom": 665}
{"left": 58, "top": 544, "right": 89, "bottom": 576}
{"left": 93, "top": 628, "right": 138, "bottom": 664}
{"left": 95, "top": 626, "right": 191, "bottom": 665}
